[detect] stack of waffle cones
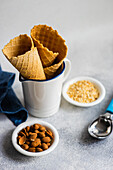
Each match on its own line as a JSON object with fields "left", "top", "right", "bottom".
{"left": 2, "top": 25, "right": 67, "bottom": 80}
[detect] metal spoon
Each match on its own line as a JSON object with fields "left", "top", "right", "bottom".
{"left": 88, "top": 99, "right": 113, "bottom": 139}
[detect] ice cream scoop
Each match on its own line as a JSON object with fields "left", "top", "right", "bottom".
{"left": 88, "top": 99, "right": 113, "bottom": 139}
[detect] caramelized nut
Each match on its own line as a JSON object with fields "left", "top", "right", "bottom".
{"left": 26, "top": 126, "right": 30, "bottom": 132}
{"left": 38, "top": 143, "right": 42, "bottom": 147}
{"left": 17, "top": 136, "right": 21, "bottom": 140}
{"left": 19, "top": 136, "right": 26, "bottom": 145}
{"left": 41, "top": 143, "right": 48, "bottom": 150}
{"left": 22, "top": 128, "right": 26, "bottom": 133}
{"left": 26, "top": 132, "right": 29, "bottom": 137}
{"left": 29, "top": 132, "right": 33, "bottom": 135}
{"left": 28, "top": 147, "right": 36, "bottom": 152}
{"left": 37, "top": 124, "right": 42, "bottom": 127}
{"left": 36, "top": 148, "right": 43, "bottom": 152}
{"left": 31, "top": 138, "right": 41, "bottom": 147}
{"left": 46, "top": 130, "right": 53, "bottom": 139}
{"left": 34, "top": 130, "right": 39, "bottom": 133}
{"left": 42, "top": 130, "right": 46, "bottom": 134}
{"left": 47, "top": 143, "right": 51, "bottom": 147}
{"left": 29, "top": 133, "right": 37, "bottom": 141}
{"left": 25, "top": 140, "right": 30, "bottom": 145}
{"left": 42, "top": 137, "right": 51, "bottom": 143}
{"left": 38, "top": 132, "right": 45, "bottom": 138}
{"left": 39, "top": 126, "right": 46, "bottom": 131}
{"left": 18, "top": 131, "right": 26, "bottom": 137}
{"left": 30, "top": 125, "right": 34, "bottom": 131}
{"left": 17, "top": 123, "right": 54, "bottom": 153}
{"left": 23, "top": 128, "right": 29, "bottom": 136}
{"left": 35, "top": 138, "right": 41, "bottom": 143}
{"left": 21, "top": 144, "right": 29, "bottom": 150}
{"left": 34, "top": 124, "right": 39, "bottom": 130}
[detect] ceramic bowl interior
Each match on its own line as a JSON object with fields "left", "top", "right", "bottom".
{"left": 62, "top": 76, "right": 106, "bottom": 107}
{"left": 12, "top": 119, "right": 59, "bottom": 156}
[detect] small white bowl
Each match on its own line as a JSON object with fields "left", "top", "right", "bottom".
{"left": 12, "top": 119, "right": 59, "bottom": 156}
{"left": 62, "top": 76, "right": 106, "bottom": 107}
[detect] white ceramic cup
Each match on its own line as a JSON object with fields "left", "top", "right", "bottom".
{"left": 19, "top": 59, "right": 71, "bottom": 117}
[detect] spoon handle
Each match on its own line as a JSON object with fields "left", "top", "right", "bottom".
{"left": 106, "top": 99, "right": 113, "bottom": 114}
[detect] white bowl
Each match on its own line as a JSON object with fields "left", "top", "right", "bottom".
{"left": 12, "top": 119, "right": 59, "bottom": 156}
{"left": 62, "top": 76, "right": 106, "bottom": 107}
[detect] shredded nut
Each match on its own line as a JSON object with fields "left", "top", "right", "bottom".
{"left": 67, "top": 80, "right": 99, "bottom": 103}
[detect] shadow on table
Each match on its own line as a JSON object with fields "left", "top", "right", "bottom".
{"left": 2, "top": 129, "right": 37, "bottom": 162}
{"left": 79, "top": 124, "right": 106, "bottom": 145}
{"left": 60, "top": 96, "right": 79, "bottom": 112}
{"left": 0, "top": 112, "right": 7, "bottom": 121}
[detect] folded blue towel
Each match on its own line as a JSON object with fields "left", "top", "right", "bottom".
{"left": 0, "top": 66, "right": 28, "bottom": 126}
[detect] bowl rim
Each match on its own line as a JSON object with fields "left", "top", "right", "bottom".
{"left": 12, "top": 119, "right": 59, "bottom": 156}
{"left": 62, "top": 76, "right": 106, "bottom": 107}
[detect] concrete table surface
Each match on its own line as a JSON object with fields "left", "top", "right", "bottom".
{"left": 0, "top": 0, "right": 113, "bottom": 170}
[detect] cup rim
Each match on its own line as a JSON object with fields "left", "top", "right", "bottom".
{"left": 19, "top": 62, "right": 65, "bottom": 82}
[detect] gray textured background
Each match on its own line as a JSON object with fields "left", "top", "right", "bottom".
{"left": 0, "top": 0, "right": 113, "bottom": 170}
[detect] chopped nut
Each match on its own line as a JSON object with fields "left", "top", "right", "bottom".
{"left": 67, "top": 80, "right": 99, "bottom": 103}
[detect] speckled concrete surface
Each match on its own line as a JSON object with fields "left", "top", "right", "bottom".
{"left": 1, "top": 0, "right": 113, "bottom": 170}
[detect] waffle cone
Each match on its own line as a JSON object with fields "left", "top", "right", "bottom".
{"left": 31, "top": 25, "right": 63, "bottom": 67}
{"left": 2, "top": 34, "right": 46, "bottom": 80}
{"left": 31, "top": 25, "right": 67, "bottom": 79}
{"left": 44, "top": 60, "right": 64, "bottom": 79}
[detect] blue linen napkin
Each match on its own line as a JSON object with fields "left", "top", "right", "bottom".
{"left": 0, "top": 66, "right": 28, "bottom": 126}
